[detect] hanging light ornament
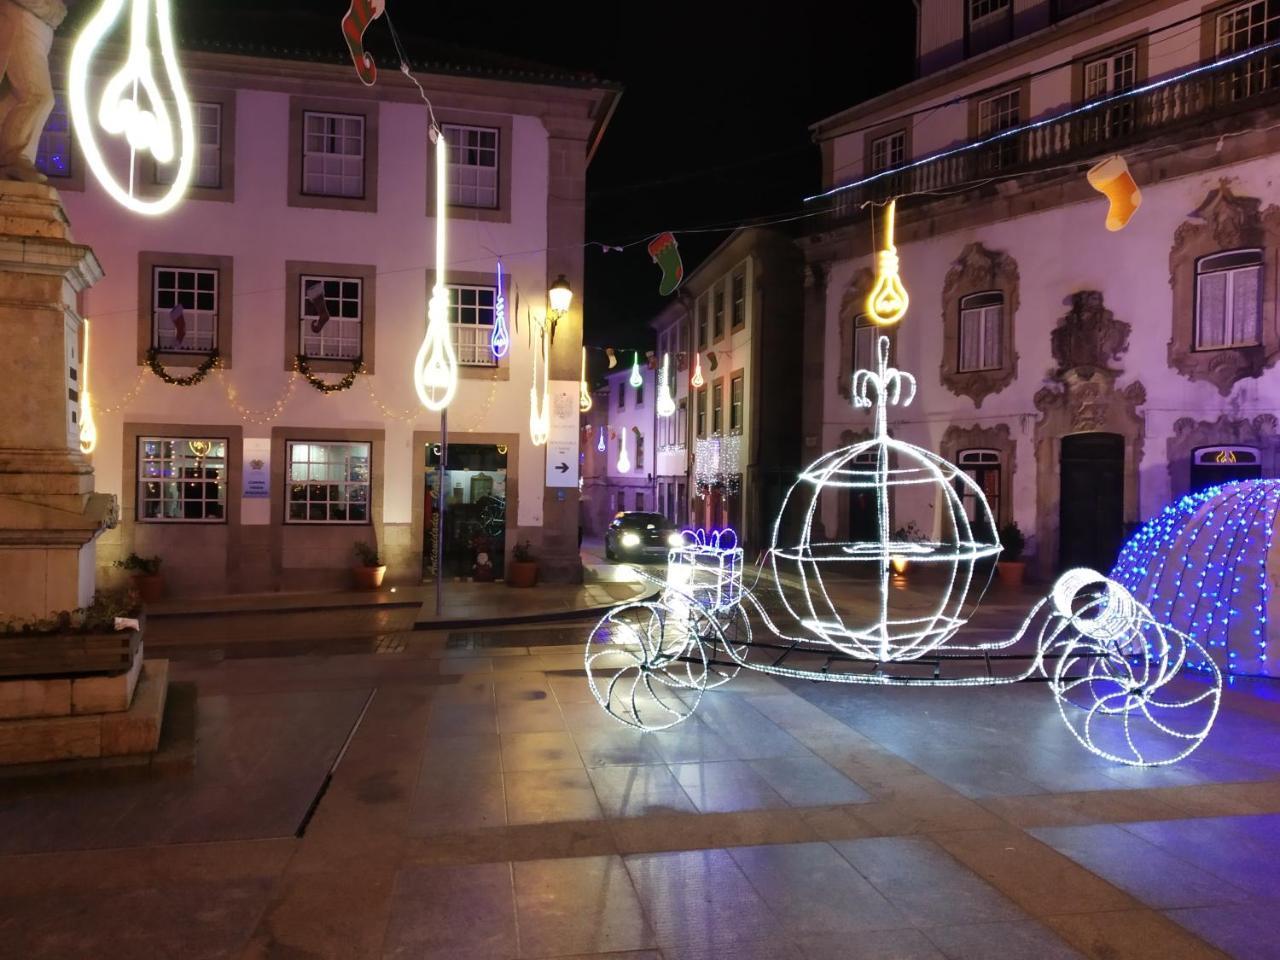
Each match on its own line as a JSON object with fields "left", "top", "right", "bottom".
{"left": 691, "top": 352, "right": 705, "bottom": 389}
{"left": 616, "top": 429, "right": 631, "bottom": 474}
{"left": 579, "top": 347, "right": 592, "bottom": 413}
{"left": 413, "top": 127, "right": 459, "bottom": 411}
{"left": 865, "top": 198, "right": 909, "bottom": 325}
{"left": 491, "top": 260, "right": 510, "bottom": 359}
{"left": 69, "top": 0, "right": 196, "bottom": 216}
{"left": 529, "top": 323, "right": 550, "bottom": 446}
{"left": 596, "top": 425, "right": 606, "bottom": 453}
{"left": 656, "top": 352, "right": 676, "bottom": 418}
{"left": 78, "top": 318, "right": 98, "bottom": 454}
{"left": 629, "top": 351, "right": 643, "bottom": 389}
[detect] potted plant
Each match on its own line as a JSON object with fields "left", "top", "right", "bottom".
{"left": 0, "top": 590, "right": 143, "bottom": 678}
{"left": 353, "top": 541, "right": 387, "bottom": 589}
{"left": 507, "top": 540, "right": 538, "bottom": 588}
{"left": 997, "top": 522, "right": 1027, "bottom": 588}
{"left": 114, "top": 553, "right": 164, "bottom": 603}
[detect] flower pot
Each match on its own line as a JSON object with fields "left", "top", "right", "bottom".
{"left": 353, "top": 564, "right": 387, "bottom": 590}
{"left": 996, "top": 560, "right": 1025, "bottom": 589}
{"left": 507, "top": 560, "right": 538, "bottom": 588}
{"left": 131, "top": 572, "right": 164, "bottom": 604}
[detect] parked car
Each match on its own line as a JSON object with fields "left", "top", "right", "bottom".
{"left": 605, "top": 512, "right": 683, "bottom": 562}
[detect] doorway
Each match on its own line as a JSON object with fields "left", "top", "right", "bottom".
{"left": 1059, "top": 432, "right": 1124, "bottom": 572}
{"left": 424, "top": 443, "right": 508, "bottom": 580}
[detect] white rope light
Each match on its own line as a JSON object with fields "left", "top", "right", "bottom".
{"left": 413, "top": 128, "right": 459, "bottom": 412}
{"left": 656, "top": 353, "right": 676, "bottom": 418}
{"left": 529, "top": 323, "right": 549, "bottom": 446}
{"left": 78, "top": 318, "right": 98, "bottom": 454}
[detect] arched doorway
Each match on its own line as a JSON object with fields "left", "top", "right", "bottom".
{"left": 1058, "top": 432, "right": 1124, "bottom": 571}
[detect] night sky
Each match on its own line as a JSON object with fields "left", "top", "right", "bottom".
{"left": 157, "top": 1, "right": 918, "bottom": 353}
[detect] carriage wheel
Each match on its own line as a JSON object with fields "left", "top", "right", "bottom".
{"left": 585, "top": 601, "right": 710, "bottom": 731}
{"left": 703, "top": 604, "right": 750, "bottom": 688}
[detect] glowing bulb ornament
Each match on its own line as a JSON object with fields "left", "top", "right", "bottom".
{"left": 413, "top": 128, "right": 459, "bottom": 412}
{"left": 596, "top": 426, "right": 606, "bottom": 453}
{"left": 579, "top": 348, "right": 592, "bottom": 413}
{"left": 529, "top": 325, "right": 549, "bottom": 446}
{"left": 656, "top": 353, "right": 676, "bottom": 418}
{"left": 78, "top": 318, "right": 98, "bottom": 454}
{"left": 629, "top": 352, "right": 643, "bottom": 389}
{"left": 491, "top": 261, "right": 510, "bottom": 359}
{"left": 865, "top": 198, "right": 909, "bottom": 325}
{"left": 69, "top": 0, "right": 196, "bottom": 215}
{"left": 616, "top": 431, "right": 631, "bottom": 473}
{"left": 691, "top": 353, "right": 705, "bottom": 389}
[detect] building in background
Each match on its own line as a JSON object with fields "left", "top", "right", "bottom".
{"left": 653, "top": 299, "right": 690, "bottom": 527}
{"left": 804, "top": 0, "right": 1280, "bottom": 579}
{"left": 580, "top": 362, "right": 657, "bottom": 536}
{"left": 47, "top": 34, "right": 618, "bottom": 595}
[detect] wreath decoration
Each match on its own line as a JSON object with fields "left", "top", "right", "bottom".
{"left": 296, "top": 355, "right": 364, "bottom": 394}
{"left": 146, "top": 348, "right": 219, "bottom": 386}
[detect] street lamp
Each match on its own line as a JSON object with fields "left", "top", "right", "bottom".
{"left": 548, "top": 274, "right": 572, "bottom": 342}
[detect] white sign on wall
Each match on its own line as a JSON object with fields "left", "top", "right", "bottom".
{"left": 243, "top": 437, "right": 271, "bottom": 499}
{"left": 545, "top": 440, "right": 578, "bottom": 488}
{"left": 548, "top": 379, "right": 579, "bottom": 444}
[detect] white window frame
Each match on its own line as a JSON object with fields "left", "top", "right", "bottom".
{"left": 138, "top": 436, "right": 228, "bottom": 523}
{"left": 730, "top": 374, "right": 744, "bottom": 433}
{"left": 677, "top": 398, "right": 688, "bottom": 448}
{"left": 977, "top": 89, "right": 1020, "bottom": 135}
{"left": 853, "top": 313, "right": 876, "bottom": 374}
{"left": 446, "top": 283, "right": 498, "bottom": 367}
{"left": 1217, "top": 0, "right": 1280, "bottom": 55}
{"left": 300, "top": 274, "right": 363, "bottom": 361}
{"left": 731, "top": 269, "right": 747, "bottom": 328}
{"left": 302, "top": 111, "right": 365, "bottom": 198}
{"left": 869, "top": 130, "right": 905, "bottom": 173}
{"left": 1084, "top": 47, "right": 1137, "bottom": 98}
{"left": 697, "top": 297, "right": 709, "bottom": 349}
{"left": 443, "top": 122, "right": 499, "bottom": 209}
{"left": 712, "top": 382, "right": 724, "bottom": 435}
{"left": 35, "top": 92, "right": 71, "bottom": 179}
{"left": 969, "top": 0, "right": 1010, "bottom": 24}
{"left": 635, "top": 430, "right": 645, "bottom": 470}
{"left": 1195, "top": 249, "right": 1263, "bottom": 350}
{"left": 958, "top": 291, "right": 1004, "bottom": 373}
{"left": 958, "top": 448, "right": 1001, "bottom": 526}
{"left": 157, "top": 101, "right": 221, "bottom": 187}
{"left": 286, "top": 440, "right": 372, "bottom": 524}
{"left": 153, "top": 266, "right": 219, "bottom": 353}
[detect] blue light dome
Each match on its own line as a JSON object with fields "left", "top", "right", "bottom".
{"left": 1111, "top": 480, "right": 1280, "bottom": 678}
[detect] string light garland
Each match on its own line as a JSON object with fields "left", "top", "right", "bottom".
{"left": 491, "top": 260, "right": 510, "bottom": 359}
{"left": 146, "top": 347, "right": 217, "bottom": 386}
{"left": 78, "top": 318, "right": 98, "bottom": 454}
{"left": 579, "top": 347, "right": 592, "bottom": 413}
{"left": 68, "top": 0, "right": 195, "bottom": 215}
{"left": 218, "top": 367, "right": 298, "bottom": 425}
{"left": 413, "top": 126, "right": 459, "bottom": 412}
{"left": 656, "top": 353, "right": 675, "bottom": 418}
{"left": 296, "top": 355, "right": 363, "bottom": 394}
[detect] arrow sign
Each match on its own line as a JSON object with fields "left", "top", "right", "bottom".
{"left": 555, "top": 462, "right": 570, "bottom": 474}
{"left": 545, "top": 440, "right": 578, "bottom": 488}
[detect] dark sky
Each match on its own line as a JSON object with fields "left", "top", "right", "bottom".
{"left": 156, "top": 1, "right": 918, "bottom": 351}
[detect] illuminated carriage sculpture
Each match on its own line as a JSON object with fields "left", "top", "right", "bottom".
{"left": 585, "top": 337, "right": 1224, "bottom": 767}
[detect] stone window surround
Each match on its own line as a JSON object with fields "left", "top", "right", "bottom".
{"left": 940, "top": 423, "right": 1015, "bottom": 529}
{"left": 271, "top": 426, "right": 384, "bottom": 528}
{"left": 1167, "top": 413, "right": 1280, "bottom": 499}
{"left": 1070, "top": 30, "right": 1149, "bottom": 104}
{"left": 940, "top": 242, "right": 1020, "bottom": 407}
{"left": 136, "top": 251, "right": 235, "bottom": 368}
{"left": 410, "top": 429, "right": 520, "bottom": 565}
{"left": 1168, "top": 185, "right": 1280, "bottom": 396}
{"left": 837, "top": 267, "right": 898, "bottom": 403}
{"left": 123, "top": 422, "right": 243, "bottom": 527}
{"left": 287, "top": 95, "right": 380, "bottom": 214}
{"left": 425, "top": 267, "right": 510, "bottom": 381}
{"left": 146, "top": 87, "right": 237, "bottom": 204}
{"left": 862, "top": 119, "right": 912, "bottom": 176}
{"left": 426, "top": 108, "right": 514, "bottom": 224}
{"left": 284, "top": 260, "right": 377, "bottom": 374}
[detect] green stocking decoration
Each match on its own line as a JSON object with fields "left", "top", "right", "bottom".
{"left": 647, "top": 232, "right": 684, "bottom": 296}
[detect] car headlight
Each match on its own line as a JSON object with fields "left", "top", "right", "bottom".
{"left": 620, "top": 532, "right": 641, "bottom": 548}
{"left": 667, "top": 532, "right": 684, "bottom": 547}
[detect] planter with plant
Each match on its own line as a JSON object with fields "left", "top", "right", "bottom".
{"left": 507, "top": 540, "right": 538, "bottom": 588}
{"left": 114, "top": 553, "right": 164, "bottom": 603}
{"left": 353, "top": 541, "right": 387, "bottom": 589}
{"left": 0, "top": 590, "right": 142, "bottom": 678}
{"left": 997, "top": 522, "right": 1027, "bottom": 588}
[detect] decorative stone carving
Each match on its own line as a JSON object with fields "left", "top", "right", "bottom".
{"left": 1050, "top": 291, "right": 1129, "bottom": 377}
{"left": 1167, "top": 182, "right": 1280, "bottom": 396}
{"left": 940, "top": 423, "right": 1015, "bottom": 527}
{"left": 0, "top": 0, "right": 67, "bottom": 181}
{"left": 940, "top": 242, "right": 1019, "bottom": 407}
{"left": 1167, "top": 413, "right": 1280, "bottom": 498}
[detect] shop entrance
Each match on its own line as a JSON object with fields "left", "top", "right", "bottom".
{"left": 424, "top": 443, "right": 508, "bottom": 581}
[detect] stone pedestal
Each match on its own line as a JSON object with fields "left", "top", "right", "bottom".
{"left": 0, "top": 182, "right": 112, "bottom": 620}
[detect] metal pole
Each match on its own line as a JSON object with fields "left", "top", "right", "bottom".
{"left": 436, "top": 408, "right": 447, "bottom": 616}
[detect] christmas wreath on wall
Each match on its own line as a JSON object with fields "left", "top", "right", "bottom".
{"left": 146, "top": 348, "right": 219, "bottom": 386}
{"left": 296, "top": 355, "right": 364, "bottom": 394}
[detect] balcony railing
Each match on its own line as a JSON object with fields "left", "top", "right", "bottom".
{"left": 819, "top": 44, "right": 1280, "bottom": 225}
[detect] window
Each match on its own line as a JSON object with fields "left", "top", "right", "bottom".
{"left": 302, "top": 111, "right": 364, "bottom": 198}
{"left": 153, "top": 266, "right": 218, "bottom": 352}
{"left": 1190, "top": 445, "right": 1263, "bottom": 492}
{"left": 286, "top": 440, "right": 371, "bottom": 523}
{"left": 1196, "top": 249, "right": 1262, "bottom": 350}
{"left": 614, "top": 490, "right": 626, "bottom": 513}
{"left": 1216, "top": 0, "right": 1280, "bottom": 98}
{"left": 676, "top": 481, "right": 686, "bottom": 523}
{"left": 730, "top": 374, "right": 744, "bottom": 433}
{"left": 969, "top": 0, "right": 1009, "bottom": 23}
{"left": 447, "top": 284, "right": 497, "bottom": 366}
{"left": 696, "top": 388, "right": 706, "bottom": 437}
{"left": 636, "top": 377, "right": 645, "bottom": 407}
{"left": 976, "top": 89, "right": 1021, "bottom": 171}
{"left": 634, "top": 491, "right": 645, "bottom": 511}
{"left": 157, "top": 102, "right": 221, "bottom": 187}
{"left": 731, "top": 269, "right": 747, "bottom": 329}
{"left": 443, "top": 123, "right": 499, "bottom": 208}
{"left": 677, "top": 319, "right": 687, "bottom": 358}
{"left": 617, "top": 380, "right": 626, "bottom": 410}
{"left": 1082, "top": 46, "right": 1137, "bottom": 141}
{"left": 677, "top": 398, "right": 688, "bottom": 447}
{"left": 712, "top": 382, "right": 724, "bottom": 434}
{"left": 697, "top": 298, "right": 709, "bottom": 350}
{"left": 869, "top": 130, "right": 905, "bottom": 173}
{"left": 138, "top": 437, "right": 227, "bottom": 522}
{"left": 957, "top": 449, "right": 1001, "bottom": 534}
{"left": 300, "top": 275, "right": 362, "bottom": 361}
{"left": 958, "top": 292, "right": 1003, "bottom": 373}
{"left": 713, "top": 288, "right": 725, "bottom": 340}
{"left": 853, "top": 313, "right": 876, "bottom": 374}
{"left": 635, "top": 431, "right": 645, "bottom": 469}
{"left": 35, "top": 93, "right": 70, "bottom": 179}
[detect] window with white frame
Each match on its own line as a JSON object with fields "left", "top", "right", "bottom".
{"left": 443, "top": 123, "right": 499, "bottom": 208}
{"left": 1196, "top": 249, "right": 1262, "bottom": 350}
{"left": 969, "top": 0, "right": 1010, "bottom": 23}
{"left": 138, "top": 437, "right": 227, "bottom": 522}
{"left": 35, "top": 93, "right": 70, "bottom": 179}
{"left": 300, "top": 275, "right": 363, "bottom": 361}
{"left": 157, "top": 101, "right": 221, "bottom": 187}
{"left": 712, "top": 381, "right": 724, "bottom": 434}
{"left": 697, "top": 297, "right": 709, "bottom": 349}
{"left": 696, "top": 388, "right": 706, "bottom": 437}
{"left": 1218, "top": 0, "right": 1280, "bottom": 55}
{"left": 957, "top": 449, "right": 1001, "bottom": 532}
{"left": 853, "top": 313, "right": 876, "bottom": 375}
{"left": 976, "top": 88, "right": 1021, "bottom": 170}
{"left": 1083, "top": 46, "right": 1137, "bottom": 140}
{"left": 446, "top": 283, "right": 498, "bottom": 366}
{"left": 731, "top": 269, "right": 746, "bottom": 328}
{"left": 302, "top": 111, "right": 365, "bottom": 198}
{"left": 286, "top": 440, "right": 371, "bottom": 523}
{"left": 677, "top": 398, "right": 688, "bottom": 447}
{"left": 713, "top": 288, "right": 725, "bottom": 340}
{"left": 730, "top": 374, "right": 744, "bottom": 433}
{"left": 958, "top": 291, "right": 1003, "bottom": 372}
{"left": 153, "top": 266, "right": 218, "bottom": 352}
{"left": 869, "top": 130, "right": 905, "bottom": 173}
{"left": 635, "top": 430, "right": 645, "bottom": 469}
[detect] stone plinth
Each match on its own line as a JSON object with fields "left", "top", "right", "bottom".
{"left": 0, "top": 182, "right": 112, "bottom": 620}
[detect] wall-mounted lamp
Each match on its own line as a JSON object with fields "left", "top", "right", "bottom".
{"left": 548, "top": 274, "right": 572, "bottom": 343}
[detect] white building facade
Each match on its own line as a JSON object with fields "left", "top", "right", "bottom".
{"left": 580, "top": 363, "right": 657, "bottom": 536}
{"left": 47, "top": 39, "right": 617, "bottom": 594}
{"left": 805, "top": 0, "right": 1280, "bottom": 580}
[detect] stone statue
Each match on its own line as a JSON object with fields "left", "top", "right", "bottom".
{"left": 0, "top": 0, "right": 66, "bottom": 182}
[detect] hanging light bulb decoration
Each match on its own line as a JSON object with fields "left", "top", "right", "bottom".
{"left": 491, "top": 260, "right": 510, "bottom": 359}
{"left": 596, "top": 425, "right": 606, "bottom": 453}
{"left": 68, "top": 0, "right": 196, "bottom": 216}
{"left": 865, "top": 198, "right": 909, "bottom": 325}
{"left": 78, "top": 318, "right": 98, "bottom": 454}
{"left": 629, "top": 351, "right": 643, "bottom": 389}
{"left": 616, "top": 429, "right": 631, "bottom": 474}
{"left": 413, "top": 127, "right": 459, "bottom": 412}
{"left": 691, "top": 352, "right": 705, "bottom": 389}
{"left": 579, "top": 347, "right": 592, "bottom": 413}
{"left": 529, "top": 323, "right": 550, "bottom": 446}
{"left": 656, "top": 353, "right": 676, "bottom": 418}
